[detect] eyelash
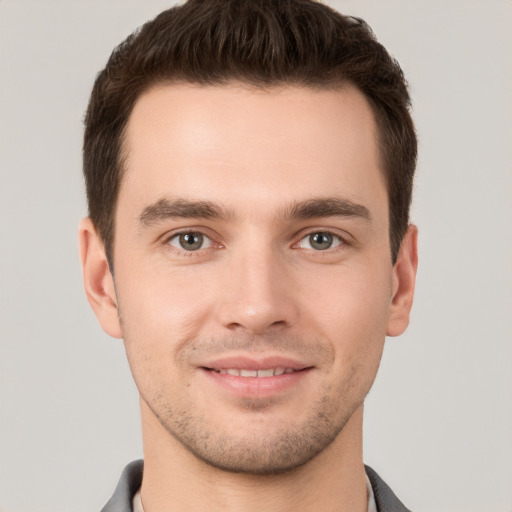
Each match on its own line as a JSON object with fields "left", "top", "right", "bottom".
{"left": 163, "top": 228, "right": 350, "bottom": 257}
{"left": 164, "top": 230, "right": 219, "bottom": 255}
{"left": 295, "top": 230, "right": 348, "bottom": 252}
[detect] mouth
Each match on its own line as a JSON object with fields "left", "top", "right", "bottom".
{"left": 199, "top": 357, "right": 313, "bottom": 398}
{"left": 206, "top": 367, "right": 300, "bottom": 377}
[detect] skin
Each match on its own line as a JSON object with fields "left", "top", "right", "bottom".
{"left": 80, "top": 83, "right": 418, "bottom": 511}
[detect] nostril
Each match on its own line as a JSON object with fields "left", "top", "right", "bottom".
{"left": 225, "top": 319, "right": 288, "bottom": 334}
{"left": 217, "top": 291, "right": 299, "bottom": 334}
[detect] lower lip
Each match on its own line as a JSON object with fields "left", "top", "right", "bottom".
{"left": 201, "top": 368, "right": 312, "bottom": 398}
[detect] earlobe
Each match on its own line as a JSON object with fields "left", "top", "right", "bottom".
{"left": 386, "top": 225, "right": 418, "bottom": 337}
{"left": 78, "top": 218, "right": 122, "bottom": 338}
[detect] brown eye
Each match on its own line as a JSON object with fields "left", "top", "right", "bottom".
{"left": 168, "top": 232, "right": 211, "bottom": 251}
{"left": 298, "top": 232, "right": 342, "bottom": 251}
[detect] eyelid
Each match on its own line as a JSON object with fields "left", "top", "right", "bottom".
{"left": 293, "top": 227, "right": 352, "bottom": 250}
{"left": 167, "top": 232, "right": 212, "bottom": 250}
{"left": 162, "top": 227, "right": 222, "bottom": 253}
{"left": 298, "top": 233, "right": 342, "bottom": 250}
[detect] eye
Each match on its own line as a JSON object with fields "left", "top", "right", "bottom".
{"left": 298, "top": 231, "right": 343, "bottom": 251}
{"left": 168, "top": 232, "right": 212, "bottom": 251}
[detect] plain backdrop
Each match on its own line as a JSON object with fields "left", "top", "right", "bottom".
{"left": 1, "top": 1, "right": 511, "bottom": 511}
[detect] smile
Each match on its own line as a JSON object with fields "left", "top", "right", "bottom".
{"left": 200, "top": 358, "right": 314, "bottom": 398}
{"left": 211, "top": 368, "right": 296, "bottom": 377}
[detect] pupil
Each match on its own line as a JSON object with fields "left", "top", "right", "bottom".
{"left": 180, "top": 232, "right": 202, "bottom": 250}
{"left": 311, "top": 232, "right": 332, "bottom": 250}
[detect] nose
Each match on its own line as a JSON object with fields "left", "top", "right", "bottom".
{"left": 216, "top": 245, "right": 299, "bottom": 334}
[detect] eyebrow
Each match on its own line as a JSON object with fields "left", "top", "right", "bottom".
{"left": 139, "top": 197, "right": 233, "bottom": 226}
{"left": 138, "top": 196, "right": 371, "bottom": 228}
{"left": 285, "top": 197, "right": 372, "bottom": 222}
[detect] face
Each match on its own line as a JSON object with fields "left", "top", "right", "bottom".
{"left": 82, "top": 83, "right": 417, "bottom": 474}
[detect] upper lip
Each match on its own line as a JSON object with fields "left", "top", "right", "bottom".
{"left": 201, "top": 355, "right": 312, "bottom": 371}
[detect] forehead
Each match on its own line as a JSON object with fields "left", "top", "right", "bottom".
{"left": 120, "top": 83, "right": 386, "bottom": 220}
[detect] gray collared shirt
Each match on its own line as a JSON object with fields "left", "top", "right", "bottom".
{"left": 101, "top": 460, "right": 412, "bottom": 512}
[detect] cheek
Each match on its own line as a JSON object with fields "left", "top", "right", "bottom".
{"left": 116, "top": 266, "right": 216, "bottom": 358}
{"left": 117, "top": 276, "right": 205, "bottom": 401}
{"left": 300, "top": 260, "right": 392, "bottom": 369}
{"left": 302, "top": 259, "right": 392, "bottom": 328}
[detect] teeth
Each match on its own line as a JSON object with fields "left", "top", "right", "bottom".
{"left": 240, "top": 369, "right": 257, "bottom": 377}
{"left": 215, "top": 368, "right": 296, "bottom": 377}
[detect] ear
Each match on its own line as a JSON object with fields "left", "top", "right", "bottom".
{"left": 386, "top": 225, "right": 418, "bottom": 337}
{"left": 78, "top": 218, "right": 122, "bottom": 338}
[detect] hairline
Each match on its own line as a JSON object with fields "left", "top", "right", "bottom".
{"left": 106, "top": 78, "right": 395, "bottom": 268}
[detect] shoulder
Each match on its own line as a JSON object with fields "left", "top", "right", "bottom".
{"left": 101, "top": 460, "right": 143, "bottom": 512}
{"left": 365, "top": 465, "right": 412, "bottom": 512}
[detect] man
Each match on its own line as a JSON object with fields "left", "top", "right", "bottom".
{"left": 79, "top": 0, "right": 418, "bottom": 510}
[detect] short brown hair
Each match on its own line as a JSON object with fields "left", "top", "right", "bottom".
{"left": 83, "top": 0, "right": 417, "bottom": 265}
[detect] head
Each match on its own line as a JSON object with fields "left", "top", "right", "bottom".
{"left": 80, "top": 0, "right": 418, "bottom": 476}
{"left": 83, "top": 0, "right": 416, "bottom": 268}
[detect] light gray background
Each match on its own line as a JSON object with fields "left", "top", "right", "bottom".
{"left": 1, "top": 1, "right": 511, "bottom": 511}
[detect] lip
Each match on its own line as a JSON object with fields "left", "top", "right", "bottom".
{"left": 202, "top": 355, "right": 310, "bottom": 372}
{"left": 200, "top": 355, "right": 313, "bottom": 398}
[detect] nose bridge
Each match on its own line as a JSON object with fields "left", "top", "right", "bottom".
{"left": 218, "top": 235, "right": 296, "bottom": 333}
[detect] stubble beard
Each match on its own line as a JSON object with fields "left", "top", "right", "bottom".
{"left": 124, "top": 328, "right": 379, "bottom": 476}
{"left": 141, "top": 367, "right": 368, "bottom": 476}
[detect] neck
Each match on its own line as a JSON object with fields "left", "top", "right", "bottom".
{"left": 139, "top": 400, "right": 368, "bottom": 512}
